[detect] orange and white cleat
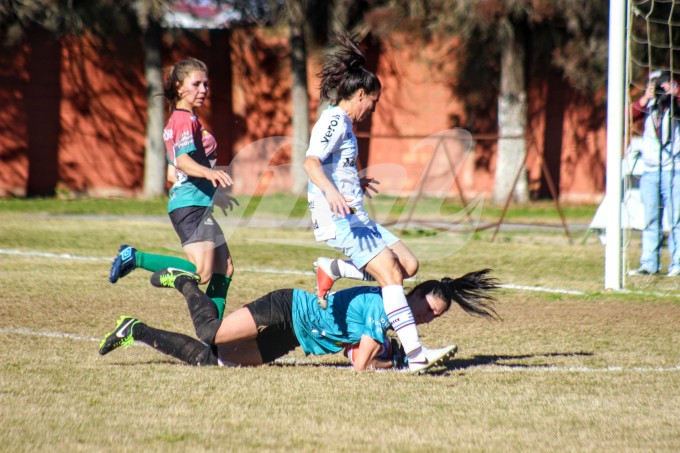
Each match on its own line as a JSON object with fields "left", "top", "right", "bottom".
{"left": 314, "top": 257, "right": 339, "bottom": 309}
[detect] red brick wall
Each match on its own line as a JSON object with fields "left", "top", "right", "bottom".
{"left": 0, "top": 28, "right": 607, "bottom": 202}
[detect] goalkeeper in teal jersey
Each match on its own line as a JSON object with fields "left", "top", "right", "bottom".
{"left": 99, "top": 268, "right": 499, "bottom": 372}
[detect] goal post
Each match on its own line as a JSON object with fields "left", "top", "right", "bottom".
{"left": 604, "top": 0, "right": 627, "bottom": 290}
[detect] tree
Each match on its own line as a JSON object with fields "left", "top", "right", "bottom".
{"left": 134, "top": 1, "right": 166, "bottom": 199}
{"left": 379, "top": 0, "right": 609, "bottom": 203}
{"left": 287, "top": 0, "right": 310, "bottom": 193}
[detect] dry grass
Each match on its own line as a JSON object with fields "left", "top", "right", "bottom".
{"left": 0, "top": 212, "right": 679, "bottom": 452}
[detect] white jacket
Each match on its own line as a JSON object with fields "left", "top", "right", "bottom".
{"left": 641, "top": 102, "right": 680, "bottom": 171}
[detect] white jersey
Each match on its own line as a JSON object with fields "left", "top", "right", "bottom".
{"left": 306, "top": 106, "right": 366, "bottom": 241}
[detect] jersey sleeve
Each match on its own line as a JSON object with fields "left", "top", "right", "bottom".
{"left": 306, "top": 111, "right": 346, "bottom": 162}
{"left": 164, "top": 115, "right": 199, "bottom": 165}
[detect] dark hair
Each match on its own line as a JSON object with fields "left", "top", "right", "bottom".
{"left": 163, "top": 58, "right": 209, "bottom": 112}
{"left": 318, "top": 34, "right": 381, "bottom": 105}
{"left": 406, "top": 269, "right": 500, "bottom": 320}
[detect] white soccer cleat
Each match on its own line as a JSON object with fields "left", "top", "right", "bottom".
{"left": 408, "top": 344, "right": 458, "bottom": 374}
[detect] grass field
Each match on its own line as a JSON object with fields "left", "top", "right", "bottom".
{"left": 1, "top": 197, "right": 679, "bottom": 452}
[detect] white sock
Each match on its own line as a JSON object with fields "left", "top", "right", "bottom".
{"left": 381, "top": 285, "right": 422, "bottom": 359}
{"left": 334, "top": 259, "right": 375, "bottom": 281}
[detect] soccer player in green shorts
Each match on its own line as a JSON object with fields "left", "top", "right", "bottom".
{"left": 99, "top": 268, "right": 500, "bottom": 372}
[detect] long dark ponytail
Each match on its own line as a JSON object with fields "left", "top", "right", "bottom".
{"left": 318, "top": 33, "right": 381, "bottom": 105}
{"left": 407, "top": 269, "right": 501, "bottom": 320}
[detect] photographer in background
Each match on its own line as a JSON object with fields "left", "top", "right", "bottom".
{"left": 631, "top": 70, "right": 680, "bottom": 276}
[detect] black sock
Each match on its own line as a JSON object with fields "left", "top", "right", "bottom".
{"left": 133, "top": 322, "right": 218, "bottom": 366}
{"left": 176, "top": 277, "right": 222, "bottom": 345}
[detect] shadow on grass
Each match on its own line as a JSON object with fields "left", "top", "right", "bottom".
{"left": 431, "top": 351, "right": 595, "bottom": 376}
{"left": 106, "top": 352, "right": 595, "bottom": 374}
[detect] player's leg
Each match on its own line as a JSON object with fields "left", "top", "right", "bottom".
{"left": 183, "top": 241, "right": 215, "bottom": 284}
{"left": 217, "top": 340, "right": 263, "bottom": 366}
{"left": 364, "top": 245, "right": 455, "bottom": 373}
{"left": 314, "top": 257, "right": 375, "bottom": 300}
{"left": 99, "top": 316, "right": 219, "bottom": 366}
{"left": 205, "top": 231, "right": 233, "bottom": 319}
{"left": 386, "top": 240, "right": 419, "bottom": 279}
{"left": 150, "top": 267, "right": 256, "bottom": 346}
{"left": 109, "top": 245, "right": 197, "bottom": 283}
{"left": 150, "top": 268, "right": 236, "bottom": 344}
{"left": 364, "top": 249, "right": 423, "bottom": 358}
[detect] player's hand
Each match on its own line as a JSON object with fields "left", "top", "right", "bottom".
{"left": 206, "top": 169, "right": 233, "bottom": 188}
{"left": 360, "top": 177, "right": 380, "bottom": 199}
{"left": 325, "top": 188, "right": 351, "bottom": 218}
{"left": 214, "top": 191, "right": 239, "bottom": 216}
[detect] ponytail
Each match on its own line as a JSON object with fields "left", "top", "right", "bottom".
{"left": 318, "top": 33, "right": 381, "bottom": 105}
{"left": 407, "top": 269, "right": 500, "bottom": 320}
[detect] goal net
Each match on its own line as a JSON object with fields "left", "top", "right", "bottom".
{"left": 619, "top": 0, "right": 680, "bottom": 287}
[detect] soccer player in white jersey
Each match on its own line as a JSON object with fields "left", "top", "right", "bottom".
{"left": 302, "top": 34, "right": 457, "bottom": 374}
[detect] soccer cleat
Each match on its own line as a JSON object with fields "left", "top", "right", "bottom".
{"left": 99, "top": 316, "right": 140, "bottom": 355}
{"left": 408, "top": 344, "right": 458, "bottom": 374}
{"left": 314, "top": 257, "right": 339, "bottom": 309}
{"left": 109, "top": 244, "right": 137, "bottom": 284}
{"left": 150, "top": 267, "right": 200, "bottom": 289}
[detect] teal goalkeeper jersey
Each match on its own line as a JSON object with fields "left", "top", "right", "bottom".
{"left": 292, "top": 286, "right": 391, "bottom": 356}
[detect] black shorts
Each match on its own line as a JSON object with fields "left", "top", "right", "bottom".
{"left": 244, "top": 289, "right": 300, "bottom": 363}
{"left": 169, "top": 206, "right": 224, "bottom": 246}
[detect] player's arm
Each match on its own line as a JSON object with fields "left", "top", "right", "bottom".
{"left": 350, "top": 335, "right": 393, "bottom": 371}
{"left": 175, "top": 153, "right": 232, "bottom": 188}
{"left": 303, "top": 156, "right": 350, "bottom": 217}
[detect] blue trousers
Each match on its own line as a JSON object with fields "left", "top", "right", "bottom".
{"left": 639, "top": 170, "right": 680, "bottom": 273}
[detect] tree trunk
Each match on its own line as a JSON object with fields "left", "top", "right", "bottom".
{"left": 493, "top": 22, "right": 529, "bottom": 204}
{"left": 26, "top": 28, "right": 60, "bottom": 197}
{"left": 142, "top": 20, "right": 166, "bottom": 199}
{"left": 288, "top": 0, "right": 310, "bottom": 194}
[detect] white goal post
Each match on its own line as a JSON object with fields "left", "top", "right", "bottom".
{"left": 604, "top": 0, "right": 626, "bottom": 290}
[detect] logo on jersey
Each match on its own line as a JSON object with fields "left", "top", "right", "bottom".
{"left": 312, "top": 219, "right": 319, "bottom": 230}
{"left": 308, "top": 200, "right": 315, "bottom": 209}
{"left": 163, "top": 128, "right": 173, "bottom": 141}
{"left": 175, "top": 130, "right": 193, "bottom": 150}
{"left": 321, "top": 115, "right": 341, "bottom": 145}
{"left": 341, "top": 158, "right": 356, "bottom": 168}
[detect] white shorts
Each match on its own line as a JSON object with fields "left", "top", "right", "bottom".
{"left": 325, "top": 213, "right": 400, "bottom": 269}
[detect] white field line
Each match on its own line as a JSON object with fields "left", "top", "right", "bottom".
{"left": 1, "top": 327, "right": 678, "bottom": 373}
{"left": 1, "top": 248, "right": 676, "bottom": 298}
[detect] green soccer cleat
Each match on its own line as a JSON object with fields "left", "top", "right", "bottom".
{"left": 99, "top": 316, "right": 140, "bottom": 356}
{"left": 150, "top": 267, "right": 200, "bottom": 289}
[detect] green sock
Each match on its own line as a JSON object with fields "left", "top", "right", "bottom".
{"left": 135, "top": 251, "right": 197, "bottom": 273}
{"left": 206, "top": 274, "right": 231, "bottom": 319}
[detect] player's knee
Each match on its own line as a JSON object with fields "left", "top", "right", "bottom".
{"left": 406, "top": 257, "right": 419, "bottom": 278}
{"left": 188, "top": 344, "right": 219, "bottom": 366}
{"left": 196, "top": 320, "right": 221, "bottom": 345}
{"left": 381, "top": 261, "right": 405, "bottom": 286}
{"left": 194, "top": 266, "right": 212, "bottom": 284}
